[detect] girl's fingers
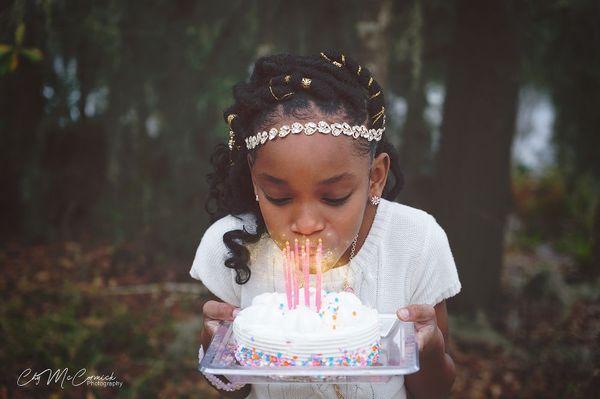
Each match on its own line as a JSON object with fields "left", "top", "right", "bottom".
{"left": 203, "top": 300, "right": 239, "bottom": 321}
{"left": 205, "top": 319, "right": 221, "bottom": 335}
{"left": 397, "top": 304, "right": 436, "bottom": 323}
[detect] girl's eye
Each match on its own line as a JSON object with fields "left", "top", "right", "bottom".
{"left": 264, "top": 193, "right": 352, "bottom": 206}
{"left": 265, "top": 195, "right": 291, "bottom": 206}
{"left": 323, "top": 193, "right": 352, "bottom": 206}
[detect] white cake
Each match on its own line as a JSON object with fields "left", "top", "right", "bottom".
{"left": 233, "top": 289, "right": 381, "bottom": 367}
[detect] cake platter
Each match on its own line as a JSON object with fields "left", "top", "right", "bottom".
{"left": 198, "top": 314, "right": 419, "bottom": 385}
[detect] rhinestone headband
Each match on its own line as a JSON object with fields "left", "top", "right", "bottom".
{"left": 245, "top": 121, "right": 385, "bottom": 150}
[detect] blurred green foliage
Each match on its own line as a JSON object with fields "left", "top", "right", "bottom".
{"left": 0, "top": 241, "right": 216, "bottom": 398}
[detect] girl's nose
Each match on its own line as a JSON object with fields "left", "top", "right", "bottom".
{"left": 290, "top": 206, "right": 325, "bottom": 237}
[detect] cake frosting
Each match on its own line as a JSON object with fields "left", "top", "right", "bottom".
{"left": 233, "top": 289, "right": 380, "bottom": 367}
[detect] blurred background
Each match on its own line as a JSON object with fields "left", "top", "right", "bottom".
{"left": 1, "top": 0, "right": 598, "bottom": 397}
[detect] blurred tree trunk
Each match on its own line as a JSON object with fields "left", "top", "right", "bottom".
{"left": 0, "top": 6, "right": 45, "bottom": 242}
{"left": 434, "top": 0, "right": 519, "bottom": 314}
{"left": 396, "top": 0, "right": 435, "bottom": 211}
{"left": 589, "top": 199, "right": 600, "bottom": 280}
{"left": 355, "top": 0, "right": 392, "bottom": 88}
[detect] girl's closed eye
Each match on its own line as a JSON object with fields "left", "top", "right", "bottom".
{"left": 322, "top": 192, "right": 352, "bottom": 206}
{"left": 264, "top": 193, "right": 291, "bottom": 205}
{"left": 264, "top": 192, "right": 352, "bottom": 206}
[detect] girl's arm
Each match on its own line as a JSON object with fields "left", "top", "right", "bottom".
{"left": 401, "top": 300, "right": 456, "bottom": 398}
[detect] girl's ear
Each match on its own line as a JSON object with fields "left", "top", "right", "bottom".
{"left": 369, "top": 153, "right": 390, "bottom": 197}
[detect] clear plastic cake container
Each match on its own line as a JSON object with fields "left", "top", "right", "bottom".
{"left": 199, "top": 314, "right": 419, "bottom": 385}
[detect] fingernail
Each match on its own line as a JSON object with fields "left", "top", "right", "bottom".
{"left": 398, "top": 308, "right": 409, "bottom": 320}
{"left": 232, "top": 308, "right": 240, "bottom": 318}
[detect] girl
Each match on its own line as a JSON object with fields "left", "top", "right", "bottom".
{"left": 191, "top": 51, "right": 461, "bottom": 399}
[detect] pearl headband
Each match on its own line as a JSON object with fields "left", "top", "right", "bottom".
{"left": 245, "top": 121, "right": 385, "bottom": 150}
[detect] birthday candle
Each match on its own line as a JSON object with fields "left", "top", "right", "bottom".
{"left": 290, "top": 250, "right": 297, "bottom": 308}
{"left": 285, "top": 242, "right": 292, "bottom": 309}
{"left": 316, "top": 238, "right": 322, "bottom": 312}
{"left": 304, "top": 238, "right": 310, "bottom": 307}
{"left": 283, "top": 245, "right": 292, "bottom": 309}
{"left": 294, "top": 239, "right": 300, "bottom": 308}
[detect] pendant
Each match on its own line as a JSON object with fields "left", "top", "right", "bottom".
{"left": 343, "top": 281, "right": 354, "bottom": 293}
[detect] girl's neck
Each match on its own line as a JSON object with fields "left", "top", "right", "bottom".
{"left": 334, "top": 202, "right": 377, "bottom": 268}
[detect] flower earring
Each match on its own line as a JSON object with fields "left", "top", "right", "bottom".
{"left": 370, "top": 195, "right": 380, "bottom": 206}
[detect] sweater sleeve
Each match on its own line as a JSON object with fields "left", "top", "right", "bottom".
{"left": 189, "top": 215, "right": 245, "bottom": 307}
{"left": 409, "top": 215, "right": 462, "bottom": 306}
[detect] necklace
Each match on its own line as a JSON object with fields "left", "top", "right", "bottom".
{"left": 342, "top": 234, "right": 359, "bottom": 293}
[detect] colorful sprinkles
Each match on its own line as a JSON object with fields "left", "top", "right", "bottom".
{"left": 234, "top": 341, "right": 381, "bottom": 367}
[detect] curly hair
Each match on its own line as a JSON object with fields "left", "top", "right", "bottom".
{"left": 205, "top": 50, "right": 404, "bottom": 284}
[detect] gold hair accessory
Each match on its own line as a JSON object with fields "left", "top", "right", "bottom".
{"left": 371, "top": 106, "right": 385, "bottom": 126}
{"left": 301, "top": 77, "right": 311, "bottom": 89}
{"left": 227, "top": 114, "right": 237, "bottom": 127}
{"left": 227, "top": 114, "right": 238, "bottom": 151}
{"left": 369, "top": 91, "right": 381, "bottom": 100}
{"left": 245, "top": 121, "right": 384, "bottom": 150}
{"left": 269, "top": 78, "right": 294, "bottom": 101}
{"left": 320, "top": 52, "right": 342, "bottom": 68}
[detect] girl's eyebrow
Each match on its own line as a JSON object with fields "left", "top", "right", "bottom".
{"left": 258, "top": 173, "right": 288, "bottom": 186}
{"left": 258, "top": 172, "right": 353, "bottom": 186}
{"left": 318, "top": 172, "right": 353, "bottom": 185}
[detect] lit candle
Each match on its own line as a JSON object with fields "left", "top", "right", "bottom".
{"left": 304, "top": 238, "right": 310, "bottom": 307}
{"left": 283, "top": 244, "right": 292, "bottom": 309}
{"left": 294, "top": 239, "right": 300, "bottom": 308}
{"left": 290, "top": 250, "right": 296, "bottom": 308}
{"left": 316, "top": 238, "right": 322, "bottom": 312}
{"left": 285, "top": 242, "right": 292, "bottom": 309}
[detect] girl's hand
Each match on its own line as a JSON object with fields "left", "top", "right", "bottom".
{"left": 397, "top": 304, "right": 445, "bottom": 357}
{"left": 200, "top": 300, "right": 240, "bottom": 348}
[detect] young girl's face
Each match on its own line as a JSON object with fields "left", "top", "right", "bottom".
{"left": 249, "top": 115, "right": 389, "bottom": 270}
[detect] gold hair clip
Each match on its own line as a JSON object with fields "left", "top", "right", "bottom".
{"left": 320, "top": 51, "right": 343, "bottom": 68}
{"left": 357, "top": 65, "right": 362, "bottom": 76}
{"left": 227, "top": 114, "right": 238, "bottom": 152}
{"left": 269, "top": 82, "right": 294, "bottom": 101}
{"left": 227, "top": 114, "right": 237, "bottom": 127}
{"left": 284, "top": 75, "right": 291, "bottom": 83}
{"left": 320, "top": 52, "right": 333, "bottom": 63}
{"left": 371, "top": 106, "right": 385, "bottom": 125}
{"left": 369, "top": 91, "right": 381, "bottom": 100}
{"left": 228, "top": 130, "right": 236, "bottom": 151}
{"left": 301, "top": 77, "right": 312, "bottom": 89}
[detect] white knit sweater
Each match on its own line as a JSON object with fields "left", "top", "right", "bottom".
{"left": 190, "top": 198, "right": 461, "bottom": 399}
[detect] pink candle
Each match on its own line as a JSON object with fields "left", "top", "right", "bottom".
{"left": 304, "top": 238, "right": 310, "bottom": 307}
{"left": 316, "top": 238, "right": 322, "bottom": 312}
{"left": 285, "top": 242, "right": 292, "bottom": 308}
{"left": 294, "top": 239, "right": 300, "bottom": 308}
{"left": 283, "top": 245, "right": 292, "bottom": 309}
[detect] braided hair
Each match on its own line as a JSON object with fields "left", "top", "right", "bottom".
{"left": 205, "top": 51, "right": 404, "bottom": 284}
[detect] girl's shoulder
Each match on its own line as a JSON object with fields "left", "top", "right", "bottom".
{"left": 381, "top": 199, "right": 439, "bottom": 236}
{"left": 202, "top": 212, "right": 258, "bottom": 240}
